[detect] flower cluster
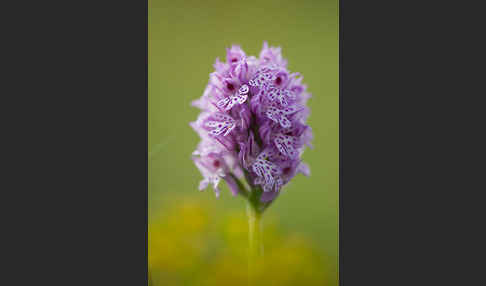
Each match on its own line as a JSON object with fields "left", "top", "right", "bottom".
{"left": 191, "top": 42, "right": 312, "bottom": 202}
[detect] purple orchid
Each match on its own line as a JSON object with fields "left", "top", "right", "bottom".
{"left": 191, "top": 42, "right": 312, "bottom": 208}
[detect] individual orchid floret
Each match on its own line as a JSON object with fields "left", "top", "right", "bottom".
{"left": 192, "top": 152, "right": 226, "bottom": 197}
{"left": 216, "top": 84, "right": 249, "bottom": 111}
{"left": 203, "top": 113, "right": 237, "bottom": 136}
{"left": 190, "top": 42, "right": 312, "bottom": 207}
{"left": 226, "top": 45, "right": 246, "bottom": 65}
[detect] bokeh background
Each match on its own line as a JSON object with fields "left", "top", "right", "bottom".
{"left": 149, "top": 0, "right": 338, "bottom": 285}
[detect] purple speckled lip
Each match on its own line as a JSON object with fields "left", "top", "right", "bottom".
{"left": 191, "top": 42, "right": 312, "bottom": 203}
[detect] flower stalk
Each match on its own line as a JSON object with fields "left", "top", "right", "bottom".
{"left": 247, "top": 198, "right": 263, "bottom": 284}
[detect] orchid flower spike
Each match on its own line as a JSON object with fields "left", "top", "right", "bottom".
{"left": 191, "top": 42, "right": 313, "bottom": 210}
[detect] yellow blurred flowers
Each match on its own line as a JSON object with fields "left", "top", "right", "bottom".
{"left": 149, "top": 198, "right": 331, "bottom": 286}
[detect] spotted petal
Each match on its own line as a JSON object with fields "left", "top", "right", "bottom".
{"left": 248, "top": 69, "right": 274, "bottom": 87}
{"left": 266, "top": 87, "right": 295, "bottom": 106}
{"left": 266, "top": 106, "right": 292, "bottom": 128}
{"left": 238, "top": 84, "right": 249, "bottom": 95}
{"left": 216, "top": 97, "right": 233, "bottom": 111}
{"left": 234, "top": 92, "right": 248, "bottom": 104}
{"left": 274, "top": 134, "right": 299, "bottom": 158}
{"left": 204, "top": 113, "right": 236, "bottom": 136}
{"left": 216, "top": 92, "right": 247, "bottom": 111}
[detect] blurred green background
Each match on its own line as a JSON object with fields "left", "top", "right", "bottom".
{"left": 149, "top": 0, "right": 338, "bottom": 285}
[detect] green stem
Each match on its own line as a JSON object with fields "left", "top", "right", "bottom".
{"left": 247, "top": 201, "right": 263, "bottom": 284}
